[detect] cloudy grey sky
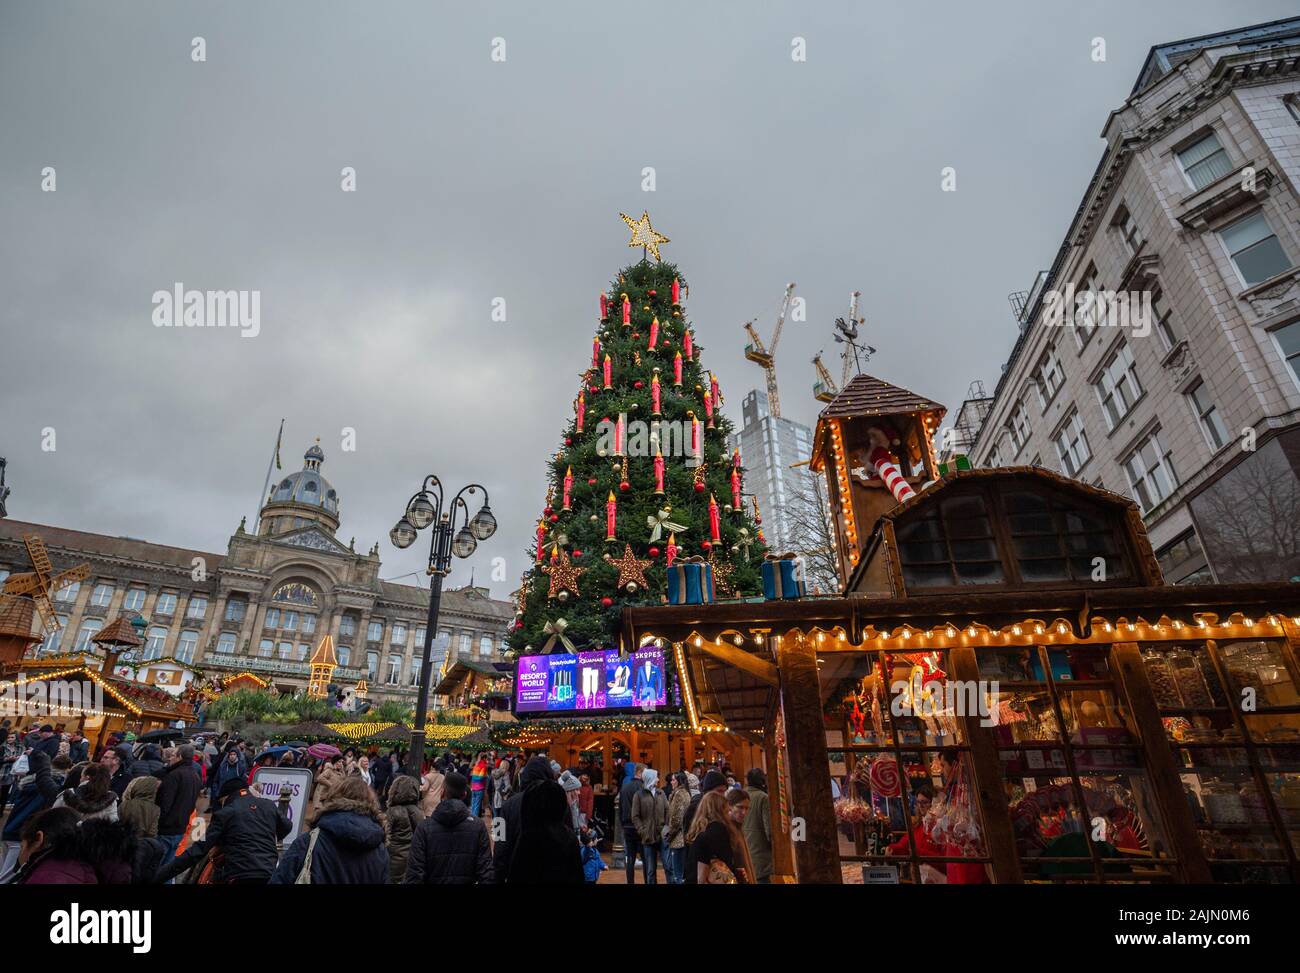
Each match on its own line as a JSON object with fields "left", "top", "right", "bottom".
{"left": 1, "top": 0, "right": 1289, "bottom": 596}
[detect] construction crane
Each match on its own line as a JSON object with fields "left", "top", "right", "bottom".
{"left": 812, "top": 351, "right": 838, "bottom": 403}
{"left": 743, "top": 282, "right": 796, "bottom": 418}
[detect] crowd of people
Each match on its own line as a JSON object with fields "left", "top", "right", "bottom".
{"left": 0, "top": 718, "right": 775, "bottom": 885}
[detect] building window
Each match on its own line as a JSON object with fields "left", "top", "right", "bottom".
{"left": 1073, "top": 267, "right": 1104, "bottom": 349}
{"left": 414, "top": 626, "right": 426, "bottom": 647}
{"left": 1004, "top": 489, "right": 1129, "bottom": 583}
{"left": 73, "top": 619, "right": 103, "bottom": 653}
{"left": 1176, "top": 131, "right": 1232, "bottom": 191}
{"left": 297, "top": 643, "right": 310, "bottom": 661}
{"left": 155, "top": 592, "right": 177, "bottom": 616}
{"left": 366, "top": 652, "right": 378, "bottom": 679}
{"left": 409, "top": 663, "right": 421, "bottom": 687}
{"left": 123, "top": 587, "right": 146, "bottom": 612}
{"left": 301, "top": 614, "right": 317, "bottom": 634}
{"left": 38, "top": 615, "right": 69, "bottom": 655}
{"left": 392, "top": 623, "right": 408, "bottom": 645}
{"left": 216, "top": 632, "right": 237, "bottom": 654}
{"left": 367, "top": 621, "right": 384, "bottom": 643}
{"left": 89, "top": 583, "right": 114, "bottom": 608}
{"left": 479, "top": 635, "right": 494, "bottom": 659}
{"left": 1095, "top": 342, "right": 1143, "bottom": 430}
{"left": 1220, "top": 211, "right": 1292, "bottom": 287}
{"left": 894, "top": 493, "right": 1004, "bottom": 589}
{"left": 283, "top": 611, "right": 299, "bottom": 632}
{"left": 1286, "top": 95, "right": 1300, "bottom": 125}
{"left": 1186, "top": 378, "right": 1229, "bottom": 451}
{"left": 1053, "top": 411, "right": 1091, "bottom": 477}
{"left": 1150, "top": 284, "right": 1178, "bottom": 352}
{"left": 1273, "top": 320, "right": 1300, "bottom": 388}
{"left": 177, "top": 630, "right": 199, "bottom": 663}
{"left": 258, "top": 638, "right": 274, "bottom": 659}
{"left": 224, "top": 597, "right": 246, "bottom": 623}
{"left": 1007, "top": 400, "right": 1031, "bottom": 455}
{"left": 339, "top": 614, "right": 357, "bottom": 638}
{"left": 387, "top": 655, "right": 402, "bottom": 685}
{"left": 264, "top": 608, "right": 280, "bottom": 629}
{"left": 278, "top": 641, "right": 293, "bottom": 660}
{"left": 1112, "top": 204, "right": 1144, "bottom": 255}
{"left": 1155, "top": 529, "right": 1211, "bottom": 585}
{"left": 186, "top": 596, "right": 207, "bottom": 619}
{"left": 337, "top": 645, "right": 351, "bottom": 667}
{"left": 54, "top": 581, "right": 80, "bottom": 604}
{"left": 459, "top": 633, "right": 472, "bottom": 657}
{"left": 146, "top": 626, "right": 169, "bottom": 661}
{"left": 1123, "top": 430, "right": 1177, "bottom": 513}
{"left": 1034, "top": 347, "right": 1064, "bottom": 408}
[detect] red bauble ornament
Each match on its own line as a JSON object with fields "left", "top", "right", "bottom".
{"left": 587, "top": 478, "right": 597, "bottom": 486}
{"left": 589, "top": 385, "right": 599, "bottom": 394}
{"left": 619, "top": 481, "right": 631, "bottom": 492}
{"left": 601, "top": 597, "right": 613, "bottom": 608}
{"left": 634, "top": 380, "right": 644, "bottom": 389}
{"left": 549, "top": 514, "right": 559, "bottom": 524}
{"left": 648, "top": 289, "right": 657, "bottom": 297}
{"left": 564, "top": 437, "right": 572, "bottom": 446}
{"left": 544, "top": 505, "right": 554, "bottom": 516}
{"left": 648, "top": 546, "right": 660, "bottom": 559}
{"left": 694, "top": 482, "right": 706, "bottom": 493}
{"left": 572, "top": 549, "right": 582, "bottom": 558}
{"left": 632, "top": 332, "right": 640, "bottom": 339}
{"left": 701, "top": 541, "right": 712, "bottom": 552}
{"left": 662, "top": 340, "right": 671, "bottom": 348}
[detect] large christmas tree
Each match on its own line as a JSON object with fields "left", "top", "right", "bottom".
{"left": 509, "top": 213, "right": 767, "bottom": 661}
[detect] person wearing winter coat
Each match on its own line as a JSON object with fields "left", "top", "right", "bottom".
{"left": 120, "top": 775, "right": 162, "bottom": 838}
{"left": 742, "top": 768, "right": 774, "bottom": 883}
{"left": 9, "top": 807, "right": 96, "bottom": 885}
{"left": 419, "top": 765, "right": 445, "bottom": 816}
{"left": 404, "top": 772, "right": 493, "bottom": 884}
{"left": 491, "top": 755, "right": 557, "bottom": 883}
{"left": 100, "top": 746, "right": 134, "bottom": 798}
{"left": 617, "top": 761, "right": 644, "bottom": 885}
{"left": 0, "top": 751, "right": 69, "bottom": 883}
{"left": 155, "top": 745, "right": 202, "bottom": 859}
{"left": 503, "top": 779, "right": 584, "bottom": 885}
{"left": 132, "top": 743, "right": 166, "bottom": 778}
{"left": 158, "top": 776, "right": 291, "bottom": 884}
{"left": 581, "top": 830, "right": 607, "bottom": 884}
{"left": 469, "top": 754, "right": 488, "bottom": 816}
{"left": 271, "top": 776, "right": 389, "bottom": 884}
{"left": 664, "top": 772, "right": 692, "bottom": 884}
{"left": 53, "top": 762, "right": 119, "bottom": 822}
{"left": 369, "top": 748, "right": 392, "bottom": 804}
{"left": 490, "top": 759, "right": 513, "bottom": 814}
{"left": 558, "top": 770, "right": 584, "bottom": 831}
{"left": 384, "top": 774, "right": 424, "bottom": 884}
{"left": 214, "top": 747, "right": 249, "bottom": 802}
{"left": 630, "top": 768, "right": 669, "bottom": 884}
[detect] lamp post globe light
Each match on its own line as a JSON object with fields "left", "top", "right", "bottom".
{"left": 390, "top": 476, "right": 496, "bottom": 777}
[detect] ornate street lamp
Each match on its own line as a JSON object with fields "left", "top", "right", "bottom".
{"left": 389, "top": 476, "right": 496, "bottom": 777}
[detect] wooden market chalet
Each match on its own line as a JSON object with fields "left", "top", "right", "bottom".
{"left": 613, "top": 373, "right": 1300, "bottom": 884}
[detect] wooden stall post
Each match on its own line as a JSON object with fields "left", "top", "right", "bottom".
{"left": 775, "top": 633, "right": 841, "bottom": 883}
{"left": 602, "top": 735, "right": 613, "bottom": 789}
{"left": 1110, "top": 642, "right": 1213, "bottom": 883}
{"left": 765, "top": 730, "right": 796, "bottom": 881}
{"left": 949, "top": 646, "right": 1022, "bottom": 884}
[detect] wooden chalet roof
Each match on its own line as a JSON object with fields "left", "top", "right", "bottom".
{"left": 0, "top": 655, "right": 195, "bottom": 721}
{"left": 94, "top": 616, "right": 146, "bottom": 648}
{"left": 309, "top": 634, "right": 338, "bottom": 667}
{"left": 816, "top": 373, "right": 946, "bottom": 422}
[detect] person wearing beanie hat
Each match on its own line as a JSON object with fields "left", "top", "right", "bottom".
{"left": 158, "top": 774, "right": 290, "bottom": 884}
{"left": 681, "top": 770, "right": 728, "bottom": 884}
{"left": 558, "top": 770, "right": 583, "bottom": 831}
{"left": 630, "top": 767, "right": 669, "bottom": 884}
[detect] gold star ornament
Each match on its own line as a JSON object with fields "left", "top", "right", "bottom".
{"left": 604, "top": 543, "right": 652, "bottom": 594}
{"left": 542, "top": 546, "right": 585, "bottom": 601}
{"left": 620, "top": 210, "right": 670, "bottom": 262}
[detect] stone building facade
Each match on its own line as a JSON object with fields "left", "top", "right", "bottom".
{"left": 0, "top": 443, "right": 513, "bottom": 703}
{"left": 966, "top": 17, "right": 1300, "bottom": 585}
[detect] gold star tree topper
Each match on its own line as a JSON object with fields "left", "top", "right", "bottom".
{"left": 542, "top": 546, "right": 585, "bottom": 600}
{"left": 620, "top": 210, "right": 670, "bottom": 262}
{"left": 604, "top": 543, "right": 652, "bottom": 594}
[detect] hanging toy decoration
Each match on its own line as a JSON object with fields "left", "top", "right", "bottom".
{"left": 605, "top": 491, "right": 618, "bottom": 542}
{"left": 651, "top": 370, "right": 662, "bottom": 415}
{"left": 575, "top": 389, "right": 585, "bottom": 433}
{"left": 673, "top": 351, "right": 683, "bottom": 387}
{"left": 653, "top": 445, "right": 665, "bottom": 495}
{"left": 562, "top": 466, "right": 573, "bottom": 512}
{"left": 621, "top": 293, "right": 631, "bottom": 326}
{"left": 647, "top": 316, "right": 659, "bottom": 351}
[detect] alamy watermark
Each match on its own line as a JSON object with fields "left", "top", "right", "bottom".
{"left": 1042, "top": 285, "right": 1152, "bottom": 339}
{"left": 151, "top": 283, "right": 261, "bottom": 338}
{"left": 891, "top": 673, "right": 1001, "bottom": 727}
{"left": 0, "top": 676, "right": 102, "bottom": 719}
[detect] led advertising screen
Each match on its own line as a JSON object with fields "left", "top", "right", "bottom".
{"left": 514, "top": 647, "right": 668, "bottom": 714}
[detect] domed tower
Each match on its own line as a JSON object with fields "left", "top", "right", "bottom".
{"left": 257, "top": 439, "right": 341, "bottom": 537}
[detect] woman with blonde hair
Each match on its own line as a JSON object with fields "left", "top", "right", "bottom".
{"left": 685, "top": 788, "right": 754, "bottom": 884}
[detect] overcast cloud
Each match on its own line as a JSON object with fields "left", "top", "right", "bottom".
{"left": 0, "top": 0, "right": 1289, "bottom": 595}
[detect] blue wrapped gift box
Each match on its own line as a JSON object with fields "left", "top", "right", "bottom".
{"left": 761, "top": 556, "right": 806, "bottom": 600}
{"left": 666, "top": 560, "right": 715, "bottom": 605}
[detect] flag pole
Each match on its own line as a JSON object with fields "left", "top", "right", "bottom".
{"left": 255, "top": 418, "right": 285, "bottom": 534}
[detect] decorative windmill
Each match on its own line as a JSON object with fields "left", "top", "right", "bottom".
{"left": 2, "top": 534, "right": 90, "bottom": 637}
